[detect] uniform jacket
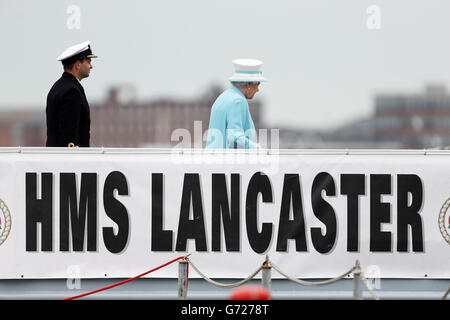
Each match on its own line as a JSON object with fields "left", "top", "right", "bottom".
{"left": 46, "top": 72, "right": 91, "bottom": 147}
{"left": 206, "top": 85, "right": 258, "bottom": 149}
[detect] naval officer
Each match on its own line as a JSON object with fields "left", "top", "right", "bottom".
{"left": 46, "top": 41, "right": 97, "bottom": 147}
{"left": 205, "top": 59, "right": 267, "bottom": 149}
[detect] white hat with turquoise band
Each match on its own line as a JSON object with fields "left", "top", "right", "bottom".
{"left": 229, "top": 59, "right": 267, "bottom": 82}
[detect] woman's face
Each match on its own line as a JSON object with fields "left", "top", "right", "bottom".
{"left": 245, "top": 82, "right": 260, "bottom": 99}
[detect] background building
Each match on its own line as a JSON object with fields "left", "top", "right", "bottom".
{"left": 0, "top": 111, "right": 45, "bottom": 147}
{"left": 275, "top": 84, "right": 450, "bottom": 149}
{"left": 374, "top": 84, "right": 450, "bottom": 149}
{"left": 91, "top": 85, "right": 261, "bottom": 148}
{"left": 3, "top": 84, "right": 450, "bottom": 149}
{"left": 0, "top": 85, "right": 263, "bottom": 148}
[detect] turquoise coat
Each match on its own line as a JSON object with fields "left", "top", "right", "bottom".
{"left": 205, "top": 85, "right": 258, "bottom": 149}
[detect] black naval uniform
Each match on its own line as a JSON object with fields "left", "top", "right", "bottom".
{"left": 45, "top": 72, "right": 91, "bottom": 147}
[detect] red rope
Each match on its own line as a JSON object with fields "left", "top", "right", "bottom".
{"left": 62, "top": 255, "right": 186, "bottom": 300}
{"left": 186, "top": 259, "right": 189, "bottom": 290}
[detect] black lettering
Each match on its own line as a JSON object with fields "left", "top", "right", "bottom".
{"left": 246, "top": 172, "right": 273, "bottom": 254}
{"left": 103, "top": 171, "right": 129, "bottom": 254}
{"left": 211, "top": 174, "right": 240, "bottom": 252}
{"left": 370, "top": 174, "right": 392, "bottom": 252}
{"left": 276, "top": 174, "right": 307, "bottom": 252}
{"left": 175, "top": 174, "right": 207, "bottom": 251}
{"left": 311, "top": 172, "right": 337, "bottom": 254}
{"left": 26, "top": 173, "right": 53, "bottom": 251}
{"left": 60, "top": 173, "right": 97, "bottom": 251}
{"left": 397, "top": 174, "right": 424, "bottom": 252}
{"left": 151, "top": 173, "right": 173, "bottom": 251}
{"left": 341, "top": 174, "right": 365, "bottom": 252}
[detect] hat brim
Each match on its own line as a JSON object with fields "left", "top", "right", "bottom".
{"left": 229, "top": 77, "right": 267, "bottom": 82}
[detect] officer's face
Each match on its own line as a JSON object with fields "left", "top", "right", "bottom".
{"left": 78, "top": 58, "right": 93, "bottom": 79}
{"left": 245, "top": 82, "right": 260, "bottom": 100}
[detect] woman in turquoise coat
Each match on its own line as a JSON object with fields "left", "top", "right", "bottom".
{"left": 206, "top": 59, "right": 267, "bottom": 149}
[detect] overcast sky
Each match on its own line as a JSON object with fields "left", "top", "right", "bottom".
{"left": 1, "top": 0, "right": 449, "bottom": 130}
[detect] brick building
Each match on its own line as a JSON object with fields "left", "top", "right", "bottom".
{"left": 90, "top": 85, "right": 262, "bottom": 147}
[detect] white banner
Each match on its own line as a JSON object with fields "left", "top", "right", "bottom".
{"left": 0, "top": 148, "right": 449, "bottom": 279}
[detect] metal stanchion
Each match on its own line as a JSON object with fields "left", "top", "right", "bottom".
{"left": 261, "top": 256, "right": 272, "bottom": 291}
{"left": 178, "top": 259, "right": 189, "bottom": 300}
{"left": 352, "top": 260, "right": 363, "bottom": 300}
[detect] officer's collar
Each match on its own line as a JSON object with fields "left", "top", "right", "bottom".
{"left": 62, "top": 72, "right": 85, "bottom": 90}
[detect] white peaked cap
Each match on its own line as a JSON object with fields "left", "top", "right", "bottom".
{"left": 57, "top": 40, "right": 97, "bottom": 65}
{"left": 229, "top": 58, "right": 267, "bottom": 82}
